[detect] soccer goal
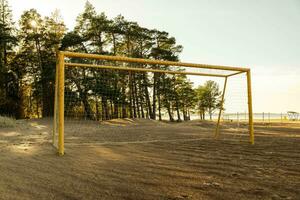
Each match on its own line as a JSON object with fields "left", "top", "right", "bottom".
{"left": 53, "top": 51, "right": 254, "bottom": 155}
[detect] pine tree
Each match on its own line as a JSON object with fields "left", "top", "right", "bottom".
{"left": 0, "top": 0, "right": 17, "bottom": 116}
{"left": 16, "top": 9, "right": 66, "bottom": 118}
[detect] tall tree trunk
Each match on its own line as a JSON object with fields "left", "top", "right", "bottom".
{"left": 101, "top": 97, "right": 109, "bottom": 120}
{"left": 137, "top": 77, "right": 144, "bottom": 118}
{"left": 143, "top": 73, "right": 152, "bottom": 119}
{"left": 113, "top": 102, "right": 119, "bottom": 119}
{"left": 157, "top": 75, "right": 162, "bottom": 121}
{"left": 36, "top": 97, "right": 40, "bottom": 118}
{"left": 187, "top": 109, "right": 190, "bottom": 120}
{"left": 42, "top": 78, "right": 53, "bottom": 117}
{"left": 73, "top": 79, "right": 95, "bottom": 120}
{"left": 3, "top": 42, "right": 7, "bottom": 66}
{"left": 105, "top": 98, "right": 109, "bottom": 120}
{"left": 112, "top": 33, "right": 117, "bottom": 55}
{"left": 110, "top": 100, "right": 113, "bottom": 120}
{"left": 183, "top": 106, "right": 187, "bottom": 121}
{"left": 29, "top": 91, "right": 33, "bottom": 117}
{"left": 175, "top": 97, "right": 181, "bottom": 122}
{"left": 134, "top": 77, "right": 141, "bottom": 118}
{"left": 16, "top": 81, "right": 25, "bottom": 119}
{"left": 81, "top": 93, "right": 94, "bottom": 120}
{"left": 166, "top": 103, "right": 174, "bottom": 122}
{"left": 121, "top": 85, "right": 127, "bottom": 118}
{"left": 152, "top": 73, "right": 157, "bottom": 120}
{"left": 129, "top": 73, "right": 133, "bottom": 118}
{"left": 140, "top": 100, "right": 145, "bottom": 118}
{"left": 113, "top": 76, "right": 119, "bottom": 118}
{"left": 35, "top": 38, "right": 50, "bottom": 118}
{"left": 158, "top": 93, "right": 162, "bottom": 121}
{"left": 131, "top": 73, "right": 137, "bottom": 118}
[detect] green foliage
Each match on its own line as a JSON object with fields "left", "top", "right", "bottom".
{"left": 0, "top": 0, "right": 18, "bottom": 116}
{"left": 195, "top": 80, "right": 222, "bottom": 120}
{"left": 14, "top": 8, "right": 66, "bottom": 118}
{"left": 0, "top": 0, "right": 222, "bottom": 122}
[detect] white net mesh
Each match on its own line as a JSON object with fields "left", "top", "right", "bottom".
{"left": 53, "top": 54, "right": 251, "bottom": 147}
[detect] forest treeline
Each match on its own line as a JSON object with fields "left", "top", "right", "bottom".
{"left": 0, "top": 0, "right": 222, "bottom": 121}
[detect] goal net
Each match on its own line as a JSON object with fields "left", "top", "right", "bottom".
{"left": 53, "top": 51, "right": 254, "bottom": 155}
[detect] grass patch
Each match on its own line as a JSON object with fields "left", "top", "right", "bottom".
{"left": 0, "top": 116, "right": 16, "bottom": 128}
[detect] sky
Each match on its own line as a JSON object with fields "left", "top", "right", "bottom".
{"left": 8, "top": 0, "right": 300, "bottom": 113}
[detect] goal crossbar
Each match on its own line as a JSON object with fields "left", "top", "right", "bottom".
{"left": 54, "top": 51, "right": 254, "bottom": 156}
{"left": 65, "top": 63, "right": 227, "bottom": 77}
{"left": 61, "top": 51, "right": 250, "bottom": 73}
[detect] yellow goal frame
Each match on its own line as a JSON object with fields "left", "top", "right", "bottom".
{"left": 53, "top": 51, "right": 254, "bottom": 156}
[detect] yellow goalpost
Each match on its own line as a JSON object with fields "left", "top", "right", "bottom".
{"left": 53, "top": 51, "right": 254, "bottom": 156}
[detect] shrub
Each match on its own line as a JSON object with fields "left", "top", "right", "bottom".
{"left": 0, "top": 116, "right": 16, "bottom": 128}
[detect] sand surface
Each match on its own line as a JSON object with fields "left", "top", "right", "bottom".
{"left": 0, "top": 119, "right": 299, "bottom": 200}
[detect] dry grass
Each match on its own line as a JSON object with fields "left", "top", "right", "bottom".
{"left": 0, "top": 116, "right": 16, "bottom": 128}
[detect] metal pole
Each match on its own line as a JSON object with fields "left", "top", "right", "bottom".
{"left": 58, "top": 52, "right": 65, "bottom": 156}
{"left": 215, "top": 77, "right": 228, "bottom": 138}
{"left": 61, "top": 51, "right": 250, "bottom": 72}
{"left": 53, "top": 54, "right": 59, "bottom": 146}
{"left": 246, "top": 70, "right": 254, "bottom": 144}
{"left": 65, "top": 62, "right": 226, "bottom": 78}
